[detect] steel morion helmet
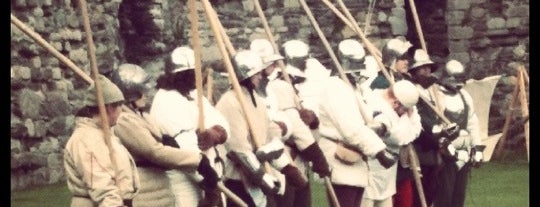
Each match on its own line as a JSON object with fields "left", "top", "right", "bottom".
{"left": 282, "top": 39, "right": 309, "bottom": 70}
{"left": 84, "top": 75, "right": 125, "bottom": 107}
{"left": 338, "top": 39, "right": 366, "bottom": 73}
{"left": 440, "top": 59, "right": 467, "bottom": 90}
{"left": 381, "top": 38, "right": 412, "bottom": 70}
{"left": 166, "top": 46, "right": 195, "bottom": 74}
{"left": 392, "top": 80, "right": 419, "bottom": 108}
{"left": 250, "top": 39, "right": 284, "bottom": 69}
{"left": 409, "top": 49, "right": 438, "bottom": 73}
{"left": 110, "top": 63, "right": 152, "bottom": 102}
{"left": 232, "top": 50, "right": 265, "bottom": 82}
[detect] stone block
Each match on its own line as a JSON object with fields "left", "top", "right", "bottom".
{"left": 270, "top": 15, "right": 285, "bottom": 28}
{"left": 43, "top": 91, "right": 71, "bottom": 117}
{"left": 31, "top": 57, "right": 41, "bottom": 69}
{"left": 12, "top": 66, "right": 32, "bottom": 80}
{"left": 32, "top": 7, "right": 44, "bottom": 17}
{"left": 447, "top": 26, "right": 474, "bottom": 40}
{"left": 448, "top": 40, "right": 469, "bottom": 53}
{"left": 69, "top": 48, "right": 88, "bottom": 65}
{"left": 505, "top": 5, "right": 529, "bottom": 17}
{"left": 505, "top": 17, "right": 521, "bottom": 28}
{"left": 446, "top": 10, "right": 465, "bottom": 25}
{"left": 448, "top": 0, "right": 471, "bottom": 10}
{"left": 18, "top": 89, "right": 44, "bottom": 119}
{"left": 470, "top": 7, "right": 486, "bottom": 19}
{"left": 283, "top": 0, "right": 300, "bottom": 8}
{"left": 447, "top": 52, "right": 470, "bottom": 64}
{"left": 13, "top": 0, "right": 26, "bottom": 8}
{"left": 487, "top": 17, "right": 506, "bottom": 30}
{"left": 389, "top": 16, "right": 407, "bottom": 36}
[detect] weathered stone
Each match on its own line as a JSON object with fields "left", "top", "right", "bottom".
{"left": 13, "top": 0, "right": 26, "bottom": 8}
{"left": 270, "top": 15, "right": 284, "bottom": 28}
{"left": 32, "top": 7, "right": 44, "bottom": 17}
{"left": 448, "top": 40, "right": 469, "bottom": 53}
{"left": 505, "top": 17, "right": 521, "bottom": 28}
{"left": 69, "top": 48, "right": 88, "bottom": 65}
{"left": 67, "top": 13, "right": 80, "bottom": 28}
{"left": 43, "top": 91, "right": 71, "bottom": 117}
{"left": 283, "top": 0, "right": 300, "bottom": 8}
{"left": 470, "top": 7, "right": 486, "bottom": 19}
{"left": 24, "top": 119, "right": 36, "bottom": 138}
{"left": 38, "top": 138, "right": 60, "bottom": 154}
{"left": 18, "top": 89, "right": 44, "bottom": 119}
{"left": 33, "top": 120, "right": 48, "bottom": 138}
{"left": 448, "top": 0, "right": 471, "bottom": 10}
{"left": 31, "top": 57, "right": 42, "bottom": 69}
{"left": 446, "top": 10, "right": 465, "bottom": 25}
{"left": 26, "top": 0, "right": 41, "bottom": 7}
{"left": 505, "top": 5, "right": 529, "bottom": 17}
{"left": 47, "top": 116, "right": 69, "bottom": 136}
{"left": 487, "top": 18, "right": 506, "bottom": 30}
{"left": 12, "top": 66, "right": 32, "bottom": 80}
{"left": 447, "top": 52, "right": 470, "bottom": 64}
{"left": 448, "top": 26, "right": 474, "bottom": 40}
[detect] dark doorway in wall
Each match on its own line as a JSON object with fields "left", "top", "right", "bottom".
{"left": 404, "top": 0, "right": 449, "bottom": 62}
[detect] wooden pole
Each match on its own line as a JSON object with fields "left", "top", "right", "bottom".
{"left": 201, "top": 0, "right": 264, "bottom": 151}
{"left": 517, "top": 66, "right": 529, "bottom": 161}
{"left": 189, "top": 2, "right": 248, "bottom": 205}
{"left": 408, "top": 0, "right": 428, "bottom": 51}
{"left": 206, "top": 68, "right": 215, "bottom": 103}
{"left": 189, "top": 0, "right": 205, "bottom": 131}
{"left": 251, "top": 0, "right": 294, "bottom": 87}
{"left": 11, "top": 14, "right": 94, "bottom": 84}
{"left": 320, "top": 0, "right": 381, "bottom": 58}
{"left": 77, "top": 0, "right": 120, "bottom": 189}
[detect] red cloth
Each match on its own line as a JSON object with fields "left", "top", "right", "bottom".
{"left": 394, "top": 177, "right": 414, "bottom": 207}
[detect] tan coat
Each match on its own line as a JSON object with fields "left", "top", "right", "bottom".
{"left": 215, "top": 87, "right": 282, "bottom": 181}
{"left": 114, "top": 105, "right": 202, "bottom": 207}
{"left": 64, "top": 117, "right": 140, "bottom": 207}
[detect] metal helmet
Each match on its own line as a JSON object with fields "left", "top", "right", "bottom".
{"left": 338, "top": 39, "right": 366, "bottom": 73}
{"left": 440, "top": 59, "right": 467, "bottom": 90}
{"left": 445, "top": 59, "right": 465, "bottom": 76}
{"left": 282, "top": 40, "right": 309, "bottom": 69}
{"left": 232, "top": 50, "right": 265, "bottom": 82}
{"left": 166, "top": 46, "right": 195, "bottom": 74}
{"left": 381, "top": 38, "right": 412, "bottom": 69}
{"left": 250, "top": 38, "right": 284, "bottom": 69}
{"left": 110, "top": 63, "right": 152, "bottom": 102}
{"left": 409, "top": 49, "right": 438, "bottom": 73}
{"left": 392, "top": 80, "right": 419, "bottom": 108}
{"left": 84, "top": 75, "right": 125, "bottom": 107}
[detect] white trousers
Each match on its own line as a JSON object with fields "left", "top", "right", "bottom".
{"left": 167, "top": 170, "right": 203, "bottom": 207}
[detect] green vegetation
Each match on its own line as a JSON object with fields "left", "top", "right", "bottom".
{"left": 11, "top": 151, "right": 528, "bottom": 207}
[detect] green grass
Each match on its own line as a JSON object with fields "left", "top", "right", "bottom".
{"left": 11, "top": 151, "right": 528, "bottom": 207}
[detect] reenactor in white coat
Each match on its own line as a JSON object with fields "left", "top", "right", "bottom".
{"left": 150, "top": 47, "right": 227, "bottom": 207}
{"left": 251, "top": 39, "right": 331, "bottom": 207}
{"left": 215, "top": 50, "right": 307, "bottom": 207}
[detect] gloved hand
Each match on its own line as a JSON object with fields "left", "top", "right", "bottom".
{"left": 470, "top": 145, "right": 486, "bottom": 168}
{"left": 438, "top": 137, "right": 457, "bottom": 162}
{"left": 441, "top": 123, "right": 460, "bottom": 141}
{"left": 197, "top": 125, "right": 228, "bottom": 150}
{"left": 274, "top": 121, "right": 288, "bottom": 136}
{"left": 375, "top": 149, "right": 397, "bottom": 169}
{"left": 368, "top": 121, "right": 388, "bottom": 137}
{"left": 197, "top": 154, "right": 219, "bottom": 190}
{"left": 280, "top": 164, "right": 308, "bottom": 188}
{"left": 298, "top": 108, "right": 319, "bottom": 129}
{"left": 258, "top": 171, "right": 281, "bottom": 195}
{"left": 198, "top": 188, "right": 221, "bottom": 207}
{"left": 300, "top": 143, "right": 331, "bottom": 177}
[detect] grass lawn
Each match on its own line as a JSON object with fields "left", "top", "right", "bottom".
{"left": 11, "top": 151, "right": 528, "bottom": 207}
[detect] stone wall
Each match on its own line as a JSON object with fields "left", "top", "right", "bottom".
{"left": 11, "top": 0, "right": 528, "bottom": 190}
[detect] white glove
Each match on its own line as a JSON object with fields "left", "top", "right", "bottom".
{"left": 455, "top": 150, "right": 470, "bottom": 162}
{"left": 473, "top": 151, "right": 484, "bottom": 163}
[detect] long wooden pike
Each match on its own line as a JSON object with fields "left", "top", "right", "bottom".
{"left": 11, "top": 14, "right": 94, "bottom": 84}
{"left": 189, "top": 0, "right": 206, "bottom": 131}
{"left": 188, "top": 1, "right": 249, "bottom": 206}
{"left": 77, "top": 0, "right": 121, "bottom": 190}
{"left": 251, "top": 0, "right": 295, "bottom": 88}
{"left": 408, "top": 0, "right": 427, "bottom": 51}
